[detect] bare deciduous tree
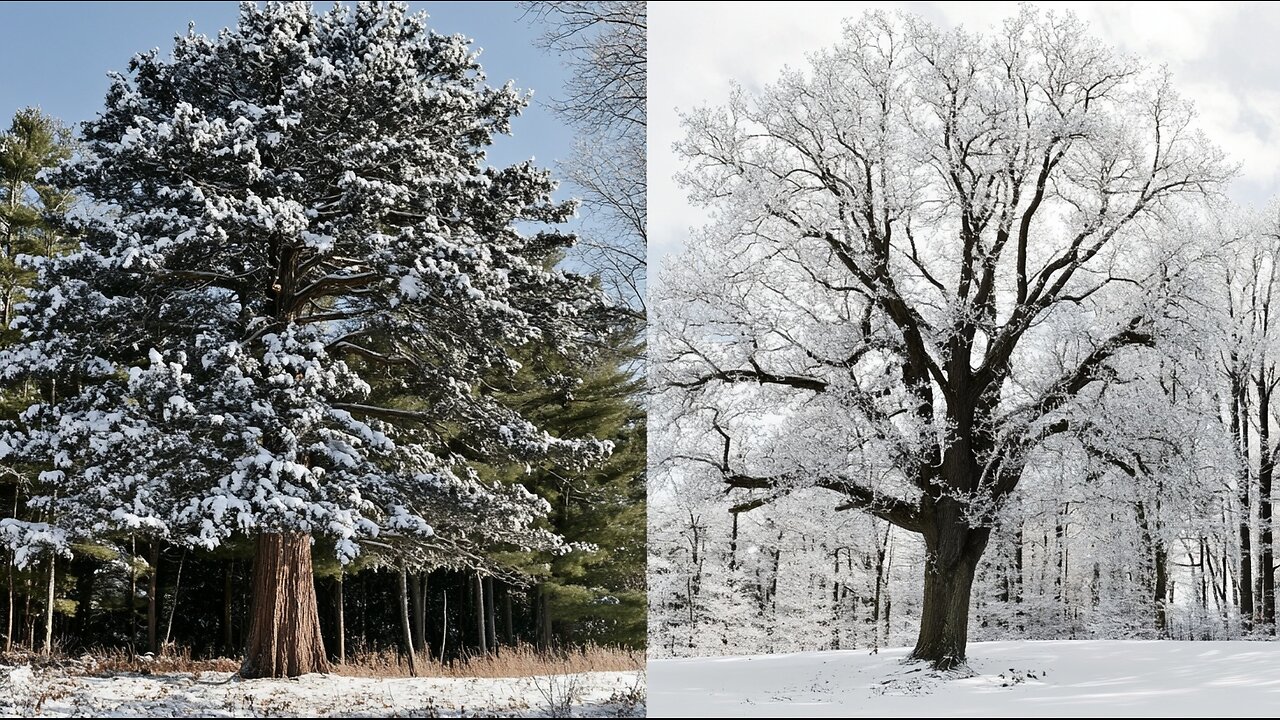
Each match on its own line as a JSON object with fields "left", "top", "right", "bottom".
{"left": 525, "top": 1, "right": 647, "bottom": 318}
{"left": 655, "top": 9, "right": 1230, "bottom": 669}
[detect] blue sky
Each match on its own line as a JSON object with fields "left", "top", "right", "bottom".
{"left": 0, "top": 1, "right": 573, "bottom": 173}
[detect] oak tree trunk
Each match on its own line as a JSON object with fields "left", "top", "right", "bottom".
{"left": 241, "top": 532, "right": 330, "bottom": 678}
{"left": 909, "top": 505, "right": 989, "bottom": 671}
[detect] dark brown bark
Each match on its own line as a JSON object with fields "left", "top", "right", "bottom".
{"left": 410, "top": 571, "right": 426, "bottom": 653}
{"left": 537, "top": 583, "right": 553, "bottom": 651}
{"left": 241, "top": 533, "right": 330, "bottom": 678}
{"left": 484, "top": 576, "right": 497, "bottom": 652}
{"left": 909, "top": 503, "right": 989, "bottom": 670}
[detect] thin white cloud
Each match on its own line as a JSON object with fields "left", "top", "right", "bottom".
{"left": 650, "top": 1, "right": 1280, "bottom": 271}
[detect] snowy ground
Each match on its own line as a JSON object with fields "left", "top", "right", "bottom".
{"left": 0, "top": 665, "right": 645, "bottom": 717}
{"left": 649, "top": 640, "right": 1280, "bottom": 717}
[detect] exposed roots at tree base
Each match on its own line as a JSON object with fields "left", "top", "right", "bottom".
{"left": 905, "top": 652, "right": 975, "bottom": 676}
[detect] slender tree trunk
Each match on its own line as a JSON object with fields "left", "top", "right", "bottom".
{"left": 537, "top": 583, "right": 553, "bottom": 651}
{"left": 42, "top": 553, "right": 55, "bottom": 654}
{"left": 241, "top": 532, "right": 330, "bottom": 678}
{"left": 147, "top": 542, "right": 159, "bottom": 654}
{"left": 1136, "top": 501, "right": 1169, "bottom": 635}
{"left": 398, "top": 566, "right": 417, "bottom": 676}
{"left": 5, "top": 552, "right": 14, "bottom": 653}
{"left": 163, "top": 549, "right": 185, "bottom": 647}
{"left": 1235, "top": 371, "right": 1255, "bottom": 631}
{"left": 1154, "top": 542, "right": 1169, "bottom": 636}
{"left": 484, "top": 576, "right": 497, "bottom": 653}
{"left": 410, "top": 571, "right": 425, "bottom": 653}
{"left": 223, "top": 561, "right": 234, "bottom": 656}
{"left": 872, "top": 527, "right": 890, "bottom": 647}
{"left": 128, "top": 536, "right": 137, "bottom": 653}
{"left": 438, "top": 589, "right": 448, "bottom": 663}
{"left": 729, "top": 513, "right": 739, "bottom": 572}
{"left": 909, "top": 503, "right": 990, "bottom": 671}
{"left": 474, "top": 572, "right": 488, "bottom": 656}
{"left": 1259, "top": 376, "right": 1277, "bottom": 631}
{"left": 502, "top": 584, "right": 513, "bottom": 644}
{"left": 335, "top": 572, "right": 345, "bottom": 665}
{"left": 69, "top": 553, "right": 93, "bottom": 646}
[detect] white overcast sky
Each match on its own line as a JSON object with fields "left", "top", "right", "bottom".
{"left": 649, "top": 1, "right": 1280, "bottom": 272}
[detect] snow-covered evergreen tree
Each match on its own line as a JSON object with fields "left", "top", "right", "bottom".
{"left": 0, "top": 1, "right": 608, "bottom": 677}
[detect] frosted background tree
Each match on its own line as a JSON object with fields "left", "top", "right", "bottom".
{"left": 524, "top": 0, "right": 646, "bottom": 318}
{"left": 0, "top": 2, "right": 608, "bottom": 677}
{"left": 652, "top": 8, "right": 1232, "bottom": 669}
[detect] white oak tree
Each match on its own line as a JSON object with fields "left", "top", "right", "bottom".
{"left": 654, "top": 9, "right": 1229, "bottom": 668}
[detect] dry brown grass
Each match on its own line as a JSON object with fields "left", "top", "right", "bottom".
{"left": 2, "top": 642, "right": 641, "bottom": 679}
{"left": 334, "top": 642, "right": 643, "bottom": 678}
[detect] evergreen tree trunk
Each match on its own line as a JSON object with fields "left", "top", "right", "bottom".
{"left": 474, "top": 572, "right": 488, "bottom": 656}
{"left": 484, "top": 576, "right": 497, "bottom": 652}
{"left": 147, "top": 542, "right": 159, "bottom": 654}
{"left": 241, "top": 533, "right": 330, "bottom": 678}
{"left": 163, "top": 549, "right": 185, "bottom": 647}
{"left": 398, "top": 566, "right": 417, "bottom": 676}
{"left": 335, "top": 571, "right": 345, "bottom": 665}
{"left": 127, "top": 537, "right": 137, "bottom": 652}
{"left": 5, "top": 554, "right": 14, "bottom": 653}
{"left": 223, "top": 562, "right": 234, "bottom": 656}
{"left": 502, "top": 584, "right": 513, "bottom": 644}
{"left": 410, "top": 571, "right": 425, "bottom": 653}
{"left": 72, "top": 554, "right": 96, "bottom": 646}
{"left": 909, "top": 503, "right": 989, "bottom": 671}
{"left": 537, "top": 583, "right": 553, "bottom": 651}
{"left": 42, "top": 553, "right": 55, "bottom": 654}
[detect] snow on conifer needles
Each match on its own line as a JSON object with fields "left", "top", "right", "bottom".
{"left": 0, "top": 2, "right": 611, "bottom": 569}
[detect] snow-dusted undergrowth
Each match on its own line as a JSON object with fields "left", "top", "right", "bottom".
{"left": 0, "top": 666, "right": 645, "bottom": 718}
{"left": 649, "top": 640, "right": 1280, "bottom": 717}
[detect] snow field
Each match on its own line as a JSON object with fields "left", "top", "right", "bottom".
{"left": 649, "top": 640, "right": 1280, "bottom": 717}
